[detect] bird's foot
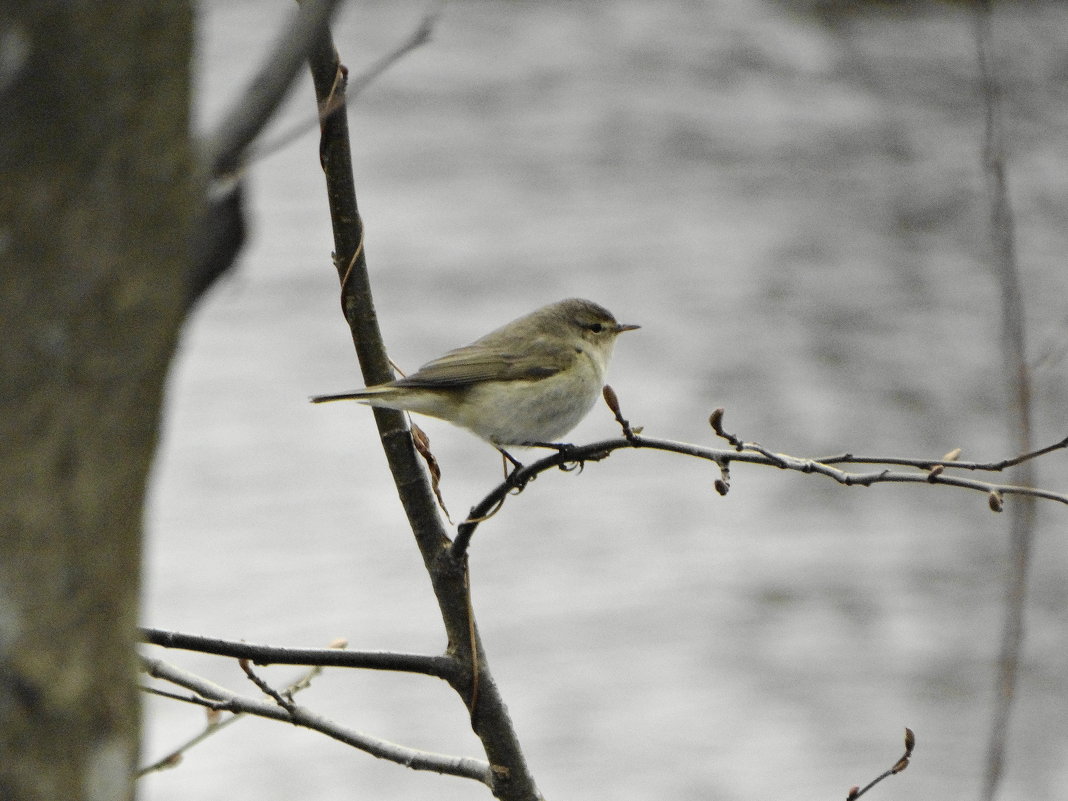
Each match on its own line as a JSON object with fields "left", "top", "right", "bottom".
{"left": 523, "top": 441, "right": 585, "bottom": 472}
{"left": 497, "top": 447, "right": 524, "bottom": 470}
{"left": 522, "top": 440, "right": 576, "bottom": 455}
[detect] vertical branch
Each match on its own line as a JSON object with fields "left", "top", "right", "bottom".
{"left": 302, "top": 16, "right": 543, "bottom": 801}
{"left": 974, "top": 4, "right": 1038, "bottom": 799}
{"left": 304, "top": 20, "right": 447, "bottom": 554}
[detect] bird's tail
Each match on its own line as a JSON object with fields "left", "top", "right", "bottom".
{"left": 310, "top": 385, "right": 399, "bottom": 404}
{"left": 310, "top": 390, "right": 369, "bottom": 403}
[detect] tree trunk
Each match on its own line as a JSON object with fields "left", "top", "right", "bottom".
{"left": 0, "top": 3, "right": 194, "bottom": 798}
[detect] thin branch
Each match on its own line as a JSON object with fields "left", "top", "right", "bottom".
{"left": 140, "top": 655, "right": 493, "bottom": 784}
{"left": 140, "top": 627, "right": 456, "bottom": 680}
{"left": 815, "top": 435, "right": 1068, "bottom": 472}
{"left": 450, "top": 424, "right": 1068, "bottom": 557}
{"left": 975, "top": 4, "right": 1038, "bottom": 799}
{"left": 254, "top": 2, "right": 443, "bottom": 164}
{"left": 139, "top": 659, "right": 332, "bottom": 776}
{"left": 846, "top": 727, "right": 916, "bottom": 800}
{"left": 138, "top": 700, "right": 242, "bottom": 776}
{"left": 239, "top": 658, "right": 295, "bottom": 712}
{"left": 202, "top": 0, "right": 346, "bottom": 176}
{"left": 305, "top": 20, "right": 545, "bottom": 801}
{"left": 189, "top": 0, "right": 349, "bottom": 309}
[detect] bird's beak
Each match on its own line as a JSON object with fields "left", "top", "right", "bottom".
{"left": 615, "top": 323, "right": 641, "bottom": 333}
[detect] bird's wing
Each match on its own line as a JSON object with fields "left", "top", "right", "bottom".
{"left": 394, "top": 339, "right": 571, "bottom": 388}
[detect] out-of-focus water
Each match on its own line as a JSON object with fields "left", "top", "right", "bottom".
{"left": 142, "top": 2, "right": 1068, "bottom": 799}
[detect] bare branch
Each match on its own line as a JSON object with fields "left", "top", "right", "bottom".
{"left": 139, "top": 657, "right": 335, "bottom": 776}
{"left": 845, "top": 727, "right": 916, "bottom": 800}
{"left": 973, "top": 5, "right": 1038, "bottom": 799}
{"left": 305, "top": 20, "right": 545, "bottom": 800}
{"left": 239, "top": 658, "right": 295, "bottom": 712}
{"left": 138, "top": 699, "right": 242, "bottom": 775}
{"left": 140, "top": 627, "right": 457, "bottom": 680}
{"left": 140, "top": 656, "right": 493, "bottom": 784}
{"left": 202, "top": 0, "right": 345, "bottom": 176}
{"left": 450, "top": 429, "right": 1068, "bottom": 557}
{"left": 814, "top": 436, "right": 1068, "bottom": 472}
{"left": 255, "top": 2, "right": 443, "bottom": 164}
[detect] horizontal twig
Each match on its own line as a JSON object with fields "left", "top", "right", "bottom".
{"left": 140, "top": 627, "right": 457, "bottom": 680}
{"left": 450, "top": 430, "right": 1068, "bottom": 557}
{"left": 815, "top": 435, "right": 1068, "bottom": 471}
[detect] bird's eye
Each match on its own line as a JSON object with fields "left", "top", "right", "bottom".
{"left": 586, "top": 322, "right": 604, "bottom": 333}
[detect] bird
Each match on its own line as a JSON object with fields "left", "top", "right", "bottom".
{"left": 311, "top": 298, "right": 638, "bottom": 459}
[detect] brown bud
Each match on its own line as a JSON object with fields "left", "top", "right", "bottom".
{"left": 709, "top": 407, "right": 725, "bottom": 432}
{"left": 904, "top": 727, "right": 915, "bottom": 754}
{"left": 602, "top": 384, "right": 619, "bottom": 412}
{"left": 163, "top": 752, "right": 183, "bottom": 768}
{"left": 988, "top": 491, "right": 1003, "bottom": 512}
{"left": 714, "top": 478, "right": 729, "bottom": 496}
{"left": 846, "top": 787, "right": 860, "bottom": 801}
{"left": 891, "top": 756, "right": 910, "bottom": 774}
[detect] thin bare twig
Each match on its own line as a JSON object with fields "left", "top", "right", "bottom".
{"left": 139, "top": 646, "right": 340, "bottom": 776}
{"left": 254, "top": 2, "right": 443, "bottom": 164}
{"left": 975, "top": 5, "right": 1038, "bottom": 799}
{"left": 450, "top": 419, "right": 1068, "bottom": 557}
{"left": 137, "top": 706, "right": 239, "bottom": 776}
{"left": 815, "top": 435, "right": 1068, "bottom": 472}
{"left": 239, "top": 658, "right": 295, "bottom": 712}
{"left": 140, "top": 655, "right": 493, "bottom": 783}
{"left": 140, "top": 627, "right": 457, "bottom": 680}
{"left": 202, "top": 0, "right": 345, "bottom": 176}
{"left": 846, "top": 728, "right": 916, "bottom": 800}
{"left": 305, "top": 18, "right": 544, "bottom": 800}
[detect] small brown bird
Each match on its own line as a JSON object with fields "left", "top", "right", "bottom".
{"left": 312, "top": 298, "right": 639, "bottom": 448}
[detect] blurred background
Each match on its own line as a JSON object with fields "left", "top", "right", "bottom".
{"left": 142, "top": 2, "right": 1068, "bottom": 799}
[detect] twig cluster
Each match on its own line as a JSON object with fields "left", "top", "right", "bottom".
{"left": 140, "top": 647, "right": 490, "bottom": 783}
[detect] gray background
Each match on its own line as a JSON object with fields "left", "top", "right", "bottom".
{"left": 142, "top": 2, "right": 1068, "bottom": 799}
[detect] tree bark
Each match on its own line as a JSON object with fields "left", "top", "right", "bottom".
{"left": 0, "top": 3, "right": 194, "bottom": 798}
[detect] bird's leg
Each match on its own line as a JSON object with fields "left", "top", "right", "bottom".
{"left": 497, "top": 447, "right": 524, "bottom": 471}
{"left": 497, "top": 447, "right": 536, "bottom": 488}
{"left": 522, "top": 441, "right": 586, "bottom": 472}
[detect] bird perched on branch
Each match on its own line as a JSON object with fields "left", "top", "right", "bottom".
{"left": 312, "top": 298, "right": 638, "bottom": 459}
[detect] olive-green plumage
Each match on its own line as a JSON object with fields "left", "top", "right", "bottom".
{"left": 312, "top": 298, "right": 638, "bottom": 446}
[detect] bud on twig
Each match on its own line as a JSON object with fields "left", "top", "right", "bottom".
{"left": 603, "top": 384, "right": 638, "bottom": 442}
{"left": 709, "top": 407, "right": 725, "bottom": 434}
{"left": 603, "top": 384, "right": 620, "bottom": 414}
{"left": 988, "top": 490, "right": 1004, "bottom": 512}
